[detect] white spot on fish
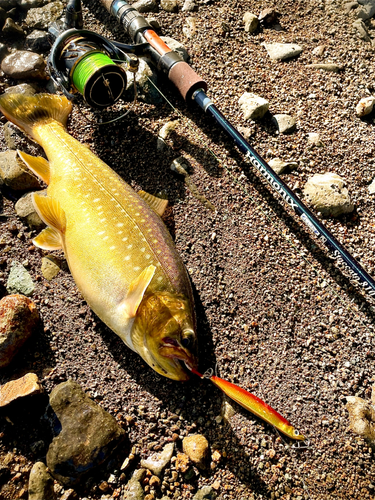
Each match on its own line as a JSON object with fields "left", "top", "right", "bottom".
{"left": 122, "top": 237, "right": 128, "bottom": 242}
{"left": 157, "top": 276, "right": 163, "bottom": 282}
{"left": 103, "top": 236, "right": 109, "bottom": 241}
{"left": 100, "top": 218, "right": 106, "bottom": 222}
{"left": 135, "top": 213, "right": 140, "bottom": 216}
{"left": 127, "top": 245, "right": 133, "bottom": 249}
{"left": 116, "top": 223, "right": 124, "bottom": 227}
{"left": 140, "top": 248, "right": 145, "bottom": 252}
{"left": 93, "top": 198, "right": 100, "bottom": 203}
{"left": 98, "top": 231, "right": 105, "bottom": 235}
{"left": 145, "top": 254, "right": 151, "bottom": 260}
{"left": 141, "top": 219, "right": 145, "bottom": 223}
{"left": 134, "top": 266, "right": 140, "bottom": 271}
{"left": 124, "top": 255, "right": 130, "bottom": 261}
{"left": 118, "top": 231, "right": 123, "bottom": 235}
{"left": 110, "top": 246, "right": 116, "bottom": 250}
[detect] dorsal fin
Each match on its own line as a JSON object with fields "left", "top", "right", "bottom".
{"left": 138, "top": 190, "right": 168, "bottom": 216}
{"left": 32, "top": 193, "right": 66, "bottom": 234}
{"left": 18, "top": 150, "right": 50, "bottom": 184}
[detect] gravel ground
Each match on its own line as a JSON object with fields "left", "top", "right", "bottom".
{"left": 2, "top": 0, "right": 375, "bottom": 499}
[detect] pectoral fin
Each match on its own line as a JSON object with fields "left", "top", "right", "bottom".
{"left": 18, "top": 150, "right": 50, "bottom": 184}
{"left": 33, "top": 227, "right": 62, "bottom": 250}
{"left": 122, "top": 264, "right": 156, "bottom": 318}
{"left": 32, "top": 193, "right": 66, "bottom": 234}
{"left": 138, "top": 190, "right": 168, "bottom": 216}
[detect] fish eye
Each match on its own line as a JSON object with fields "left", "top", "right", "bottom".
{"left": 181, "top": 337, "right": 191, "bottom": 347}
{"left": 293, "top": 429, "right": 300, "bottom": 436}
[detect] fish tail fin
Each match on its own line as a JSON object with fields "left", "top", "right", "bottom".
{"left": 0, "top": 93, "right": 72, "bottom": 141}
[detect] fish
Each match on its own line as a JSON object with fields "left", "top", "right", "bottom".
{"left": 0, "top": 92, "right": 197, "bottom": 381}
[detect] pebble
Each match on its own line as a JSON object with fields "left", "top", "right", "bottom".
{"left": 355, "top": 96, "right": 375, "bottom": 117}
{"left": 124, "top": 57, "right": 162, "bottom": 104}
{"left": 61, "top": 489, "right": 79, "bottom": 500}
{"left": 263, "top": 42, "right": 303, "bottom": 61}
{"left": 307, "top": 132, "right": 324, "bottom": 146}
{"left": 368, "top": 178, "right": 375, "bottom": 194}
{"left": 41, "top": 256, "right": 61, "bottom": 281}
{"left": 303, "top": 172, "right": 354, "bottom": 217}
{"left": 0, "top": 372, "right": 42, "bottom": 407}
{"left": 307, "top": 63, "right": 343, "bottom": 72}
{"left": 122, "top": 475, "right": 145, "bottom": 500}
{"left": 25, "top": 29, "right": 50, "bottom": 52}
{"left": 243, "top": 12, "right": 258, "bottom": 33}
{"left": 131, "top": 0, "right": 158, "bottom": 13}
{"left": 193, "top": 485, "right": 217, "bottom": 500}
{"left": 1, "top": 50, "right": 46, "bottom": 79}
{"left": 183, "top": 16, "right": 197, "bottom": 38}
{"left": 2, "top": 18, "right": 24, "bottom": 37}
{"left": 160, "top": 36, "right": 189, "bottom": 62}
{"left": 258, "top": 8, "right": 281, "bottom": 25}
{"left": 140, "top": 442, "right": 174, "bottom": 476}
{"left": 353, "top": 18, "right": 371, "bottom": 40}
{"left": 6, "top": 261, "right": 36, "bottom": 296}
{"left": 182, "top": 434, "right": 209, "bottom": 469}
{"left": 5, "top": 83, "right": 37, "bottom": 95}
{"left": 24, "top": 1, "right": 64, "bottom": 29}
{"left": 181, "top": 0, "right": 197, "bottom": 12}
{"left": 46, "top": 380, "right": 126, "bottom": 486}
{"left": 268, "top": 158, "right": 298, "bottom": 174}
{"left": 0, "top": 294, "right": 39, "bottom": 368}
{"left": 312, "top": 45, "right": 326, "bottom": 56}
{"left": 175, "top": 452, "right": 190, "bottom": 473}
{"left": 15, "top": 191, "right": 45, "bottom": 230}
{"left": 356, "top": 1, "right": 375, "bottom": 20}
{"left": 0, "top": 150, "right": 41, "bottom": 191}
{"left": 346, "top": 395, "right": 375, "bottom": 444}
{"left": 271, "top": 113, "right": 296, "bottom": 134}
{"left": 28, "top": 462, "right": 56, "bottom": 500}
{"left": 238, "top": 92, "right": 269, "bottom": 120}
{"left": 160, "top": 0, "right": 178, "bottom": 13}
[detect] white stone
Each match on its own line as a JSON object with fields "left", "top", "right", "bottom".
{"left": 303, "top": 172, "right": 354, "bottom": 217}
{"left": 356, "top": 96, "right": 375, "bottom": 117}
{"left": 238, "top": 92, "right": 269, "bottom": 120}
{"left": 271, "top": 114, "right": 296, "bottom": 134}
{"left": 263, "top": 42, "right": 303, "bottom": 61}
{"left": 268, "top": 158, "right": 298, "bottom": 174}
{"left": 368, "top": 178, "right": 375, "bottom": 194}
{"left": 307, "top": 132, "right": 324, "bottom": 146}
{"left": 243, "top": 12, "right": 259, "bottom": 33}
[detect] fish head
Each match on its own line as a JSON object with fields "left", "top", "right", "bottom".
{"left": 131, "top": 292, "right": 198, "bottom": 381}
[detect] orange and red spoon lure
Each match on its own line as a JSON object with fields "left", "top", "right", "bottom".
{"left": 191, "top": 368, "right": 305, "bottom": 441}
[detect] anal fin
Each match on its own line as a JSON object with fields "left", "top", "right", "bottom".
{"left": 32, "top": 192, "right": 66, "bottom": 234}
{"left": 138, "top": 190, "right": 168, "bottom": 217}
{"left": 121, "top": 264, "right": 156, "bottom": 318}
{"left": 18, "top": 150, "right": 50, "bottom": 184}
{"left": 33, "top": 227, "right": 62, "bottom": 250}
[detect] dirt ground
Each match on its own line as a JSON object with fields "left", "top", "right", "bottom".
{"left": 2, "top": 0, "right": 375, "bottom": 498}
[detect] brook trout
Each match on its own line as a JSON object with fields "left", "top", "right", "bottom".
{"left": 0, "top": 93, "right": 197, "bottom": 380}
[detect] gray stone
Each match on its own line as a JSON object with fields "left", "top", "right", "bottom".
{"left": 343, "top": 1, "right": 360, "bottom": 13}
{"left": 356, "top": 96, "right": 375, "bottom": 116}
{"left": 258, "top": 8, "right": 281, "bottom": 25}
{"left": 268, "top": 158, "right": 298, "bottom": 174}
{"left": 15, "top": 191, "right": 45, "bottom": 230}
{"left": 122, "top": 477, "right": 144, "bottom": 500}
{"left": 123, "top": 58, "right": 163, "bottom": 105}
{"left": 0, "top": 42, "right": 8, "bottom": 62}
{"left": 263, "top": 42, "right": 303, "bottom": 61}
{"left": 46, "top": 380, "right": 126, "bottom": 486}
{"left": 353, "top": 18, "right": 371, "bottom": 40}
{"left": 0, "top": 294, "right": 39, "bottom": 369}
{"left": 193, "top": 486, "right": 217, "bottom": 500}
{"left": 6, "top": 261, "right": 36, "bottom": 296}
{"left": 0, "top": 0, "right": 16, "bottom": 10}
{"left": 131, "top": 0, "right": 158, "bottom": 13}
{"left": 307, "top": 63, "right": 342, "bottom": 72}
{"left": 26, "top": 29, "right": 50, "bottom": 52}
{"left": 2, "top": 18, "right": 24, "bottom": 37}
{"left": 272, "top": 114, "right": 296, "bottom": 134}
{"left": 41, "top": 255, "right": 61, "bottom": 281}
{"left": 140, "top": 442, "right": 174, "bottom": 476}
{"left": 303, "top": 172, "right": 354, "bottom": 217}
{"left": 160, "top": 36, "right": 189, "bottom": 61}
{"left": 28, "top": 462, "right": 56, "bottom": 500}
{"left": 243, "top": 12, "right": 258, "bottom": 33}
{"left": 238, "top": 92, "right": 269, "bottom": 120}
{"left": 19, "top": 0, "right": 48, "bottom": 8}
{"left": 356, "top": 0, "right": 375, "bottom": 20}
{"left": 4, "top": 83, "right": 37, "bottom": 96}
{"left": 0, "top": 150, "right": 41, "bottom": 191}
{"left": 181, "top": 0, "right": 198, "bottom": 12}
{"left": 1, "top": 51, "right": 46, "bottom": 80}
{"left": 25, "top": 1, "right": 64, "bottom": 30}
{"left": 160, "top": 0, "right": 178, "bottom": 12}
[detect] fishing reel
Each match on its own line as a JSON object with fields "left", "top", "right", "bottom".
{"left": 48, "top": 0, "right": 139, "bottom": 108}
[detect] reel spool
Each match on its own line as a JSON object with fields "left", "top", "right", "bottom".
{"left": 48, "top": 28, "right": 137, "bottom": 108}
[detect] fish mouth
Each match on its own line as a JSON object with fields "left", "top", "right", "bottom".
{"left": 158, "top": 341, "right": 197, "bottom": 380}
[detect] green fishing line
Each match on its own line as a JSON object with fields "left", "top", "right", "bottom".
{"left": 72, "top": 52, "right": 115, "bottom": 94}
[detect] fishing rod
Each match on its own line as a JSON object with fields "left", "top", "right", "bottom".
{"left": 97, "top": 0, "right": 375, "bottom": 299}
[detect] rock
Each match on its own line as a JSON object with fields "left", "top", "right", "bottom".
{"left": 193, "top": 485, "right": 217, "bottom": 500}
{"left": 60, "top": 489, "right": 78, "bottom": 500}
{"left": 175, "top": 452, "right": 190, "bottom": 473}
{"left": 0, "top": 294, "right": 39, "bottom": 369}
{"left": 2, "top": 18, "right": 24, "bottom": 37}
{"left": 28, "top": 462, "right": 56, "bottom": 500}
{"left": 312, "top": 45, "right": 326, "bottom": 56}
{"left": 268, "top": 158, "right": 298, "bottom": 174}
{"left": 271, "top": 114, "right": 296, "bottom": 134}
{"left": 41, "top": 256, "right": 61, "bottom": 280}
{"left": 307, "top": 132, "right": 324, "bottom": 146}
{"left": 263, "top": 42, "right": 303, "bottom": 61}
{"left": 5, "top": 83, "right": 37, "bottom": 95}
{"left": 181, "top": 0, "right": 197, "bottom": 12}
{"left": 46, "top": 380, "right": 126, "bottom": 486}
{"left": 238, "top": 92, "right": 269, "bottom": 120}
{"left": 160, "top": 0, "right": 178, "bottom": 12}
{"left": 307, "top": 63, "right": 342, "bottom": 72}
{"left": 346, "top": 388, "right": 375, "bottom": 445}
{"left": 0, "top": 373, "right": 42, "bottom": 407}
{"left": 182, "top": 434, "right": 209, "bottom": 469}
{"left": 0, "top": 42, "right": 8, "bottom": 62}
{"left": 183, "top": 16, "right": 197, "bottom": 38}
{"left": 1, "top": 51, "right": 46, "bottom": 80}
{"left": 24, "top": 1, "right": 64, "bottom": 30}
{"left": 353, "top": 18, "right": 371, "bottom": 40}
{"left": 160, "top": 36, "right": 189, "bottom": 61}
{"left": 303, "top": 172, "right": 354, "bottom": 217}
{"left": 122, "top": 476, "right": 145, "bottom": 500}
{"left": 0, "top": 150, "right": 41, "bottom": 191}
{"left": 356, "top": 0, "right": 375, "bottom": 20}
{"left": 15, "top": 191, "right": 45, "bottom": 230}
{"left": 243, "top": 12, "right": 258, "bottom": 33}
{"left": 131, "top": 0, "right": 158, "bottom": 13}
{"left": 258, "top": 8, "right": 281, "bottom": 25}
{"left": 368, "top": 178, "right": 375, "bottom": 193}
{"left": 356, "top": 96, "right": 375, "bottom": 116}
{"left": 6, "top": 261, "right": 36, "bottom": 297}
{"left": 123, "top": 58, "right": 163, "bottom": 104}
{"left": 140, "top": 442, "right": 174, "bottom": 476}
{"left": 26, "top": 29, "right": 50, "bottom": 52}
